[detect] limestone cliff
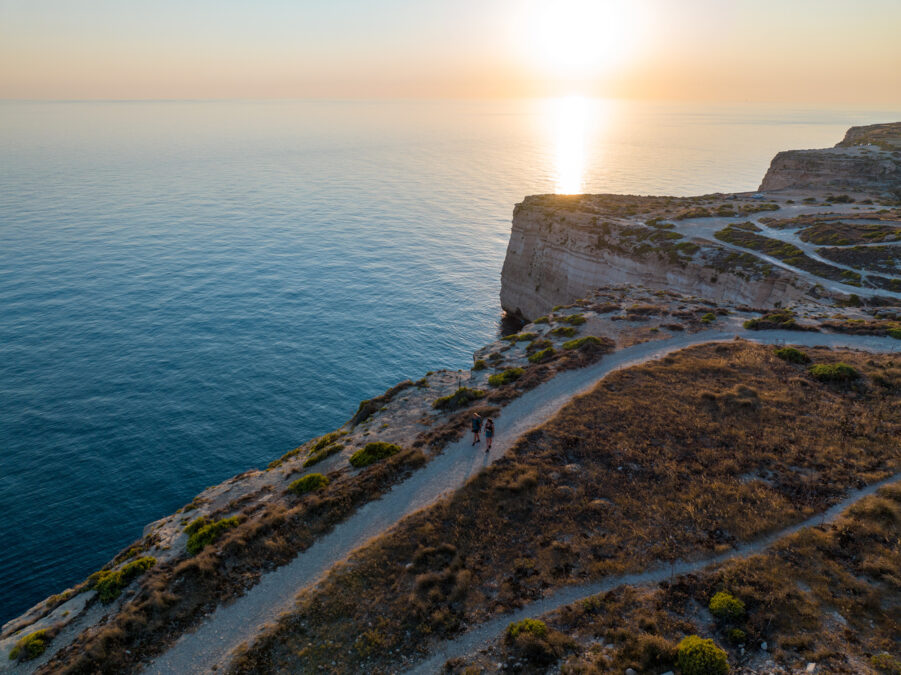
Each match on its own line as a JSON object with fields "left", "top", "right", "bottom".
{"left": 759, "top": 122, "right": 901, "bottom": 194}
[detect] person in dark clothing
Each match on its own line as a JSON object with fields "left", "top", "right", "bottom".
{"left": 471, "top": 412, "right": 482, "bottom": 445}
{"left": 484, "top": 418, "right": 494, "bottom": 453}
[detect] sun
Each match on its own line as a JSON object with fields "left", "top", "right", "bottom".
{"left": 525, "top": 0, "right": 640, "bottom": 79}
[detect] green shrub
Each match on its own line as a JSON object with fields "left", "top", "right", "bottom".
{"left": 503, "top": 332, "right": 537, "bottom": 342}
{"left": 289, "top": 473, "right": 330, "bottom": 495}
{"left": 562, "top": 336, "right": 604, "bottom": 350}
{"left": 349, "top": 442, "right": 401, "bottom": 468}
{"left": 743, "top": 311, "right": 797, "bottom": 330}
{"left": 184, "top": 516, "right": 210, "bottom": 536}
{"left": 91, "top": 557, "right": 156, "bottom": 603}
{"left": 871, "top": 652, "right": 901, "bottom": 675}
{"left": 488, "top": 367, "right": 524, "bottom": 386}
{"left": 432, "top": 387, "right": 486, "bottom": 411}
{"left": 472, "top": 359, "right": 487, "bottom": 371}
{"left": 709, "top": 591, "right": 745, "bottom": 621}
{"left": 726, "top": 628, "right": 746, "bottom": 645}
{"left": 889, "top": 328, "right": 901, "bottom": 340}
{"left": 809, "top": 362, "right": 859, "bottom": 382}
{"left": 774, "top": 347, "right": 810, "bottom": 364}
{"left": 186, "top": 517, "right": 240, "bottom": 555}
{"left": 533, "top": 316, "right": 549, "bottom": 324}
{"left": 8, "top": 630, "right": 50, "bottom": 662}
{"left": 560, "top": 314, "right": 586, "bottom": 325}
{"left": 527, "top": 338, "right": 552, "bottom": 353}
{"left": 677, "top": 635, "right": 729, "bottom": 675}
{"left": 550, "top": 326, "right": 577, "bottom": 338}
{"left": 701, "top": 312, "right": 716, "bottom": 324}
{"left": 528, "top": 347, "right": 556, "bottom": 364}
{"left": 506, "top": 618, "right": 548, "bottom": 640}
{"left": 303, "top": 443, "right": 343, "bottom": 468}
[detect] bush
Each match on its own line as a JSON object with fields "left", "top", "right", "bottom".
{"left": 303, "top": 443, "right": 343, "bottom": 468}
{"left": 701, "top": 312, "right": 716, "bottom": 324}
{"left": 709, "top": 591, "right": 745, "bottom": 621}
{"left": 808, "top": 362, "right": 859, "bottom": 383}
{"left": 503, "top": 332, "right": 537, "bottom": 342}
{"left": 528, "top": 347, "right": 556, "bottom": 364}
{"left": 472, "top": 359, "right": 487, "bottom": 371}
{"left": 184, "top": 516, "right": 210, "bottom": 536}
{"left": 889, "top": 328, "right": 901, "bottom": 340}
{"left": 871, "top": 652, "right": 901, "bottom": 675}
{"left": 560, "top": 314, "right": 586, "bottom": 325}
{"left": 533, "top": 316, "right": 549, "bottom": 324}
{"left": 432, "top": 387, "right": 486, "bottom": 411}
{"left": 506, "top": 618, "right": 548, "bottom": 640}
{"left": 91, "top": 557, "right": 156, "bottom": 603}
{"left": 488, "top": 367, "right": 524, "bottom": 387}
{"left": 527, "top": 338, "right": 552, "bottom": 353}
{"left": 186, "top": 517, "right": 240, "bottom": 555}
{"left": 774, "top": 346, "right": 810, "bottom": 364}
{"left": 550, "top": 326, "right": 577, "bottom": 338}
{"left": 677, "top": 635, "right": 729, "bottom": 675}
{"left": 562, "top": 336, "right": 604, "bottom": 350}
{"left": 727, "top": 628, "right": 746, "bottom": 645}
{"left": 8, "top": 630, "right": 50, "bottom": 662}
{"left": 349, "top": 442, "right": 401, "bottom": 468}
{"left": 289, "top": 473, "right": 330, "bottom": 495}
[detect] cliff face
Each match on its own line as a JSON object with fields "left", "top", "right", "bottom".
{"left": 500, "top": 197, "right": 812, "bottom": 320}
{"left": 759, "top": 122, "right": 901, "bottom": 193}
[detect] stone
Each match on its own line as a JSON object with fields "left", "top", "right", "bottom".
{"left": 625, "top": 669, "right": 637, "bottom": 675}
{"left": 806, "top": 664, "right": 817, "bottom": 673}
{"left": 760, "top": 640, "right": 768, "bottom": 651}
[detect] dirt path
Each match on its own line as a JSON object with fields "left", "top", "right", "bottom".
{"left": 134, "top": 330, "right": 897, "bottom": 674}
{"left": 405, "top": 473, "right": 901, "bottom": 673}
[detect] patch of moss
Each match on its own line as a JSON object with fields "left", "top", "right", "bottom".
{"left": 472, "top": 359, "right": 487, "bottom": 371}
{"left": 289, "top": 473, "right": 330, "bottom": 495}
{"left": 701, "top": 312, "right": 716, "bottom": 324}
{"left": 186, "top": 517, "right": 240, "bottom": 556}
{"left": 349, "top": 442, "right": 402, "bottom": 468}
{"left": 303, "top": 443, "right": 344, "bottom": 468}
{"left": 503, "top": 332, "right": 538, "bottom": 342}
{"left": 560, "top": 314, "right": 586, "bottom": 325}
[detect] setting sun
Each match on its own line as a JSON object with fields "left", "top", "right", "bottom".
{"left": 525, "top": 0, "right": 642, "bottom": 79}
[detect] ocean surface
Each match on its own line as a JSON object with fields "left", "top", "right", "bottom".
{"left": 1, "top": 98, "right": 896, "bottom": 623}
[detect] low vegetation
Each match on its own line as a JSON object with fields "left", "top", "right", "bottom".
{"left": 432, "top": 387, "right": 486, "bottom": 411}
{"left": 743, "top": 310, "right": 814, "bottom": 331}
{"left": 8, "top": 629, "right": 53, "bottom": 662}
{"left": 562, "top": 336, "right": 605, "bottom": 351}
{"left": 503, "top": 332, "right": 538, "bottom": 342}
{"left": 288, "top": 473, "right": 330, "bottom": 496}
{"left": 349, "top": 442, "right": 402, "bottom": 468}
{"left": 303, "top": 442, "right": 343, "bottom": 468}
{"left": 677, "top": 636, "right": 730, "bottom": 675}
{"left": 550, "top": 326, "right": 577, "bottom": 338}
{"left": 774, "top": 346, "right": 810, "bottom": 364}
{"left": 186, "top": 517, "right": 241, "bottom": 556}
{"left": 527, "top": 347, "right": 556, "bottom": 363}
{"left": 808, "top": 362, "right": 859, "bottom": 383}
{"left": 228, "top": 342, "right": 901, "bottom": 674}
{"left": 488, "top": 367, "right": 524, "bottom": 387}
{"left": 90, "top": 557, "right": 157, "bottom": 603}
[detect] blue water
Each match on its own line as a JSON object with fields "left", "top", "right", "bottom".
{"left": 0, "top": 99, "right": 896, "bottom": 623}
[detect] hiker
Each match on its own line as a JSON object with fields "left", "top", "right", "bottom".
{"left": 484, "top": 418, "right": 494, "bottom": 453}
{"left": 471, "top": 412, "right": 482, "bottom": 445}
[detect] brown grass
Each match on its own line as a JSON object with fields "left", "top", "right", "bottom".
{"left": 228, "top": 341, "right": 901, "bottom": 673}
{"left": 451, "top": 483, "right": 901, "bottom": 674}
{"left": 38, "top": 448, "right": 427, "bottom": 675}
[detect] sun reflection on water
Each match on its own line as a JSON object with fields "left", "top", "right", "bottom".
{"left": 551, "top": 95, "right": 594, "bottom": 194}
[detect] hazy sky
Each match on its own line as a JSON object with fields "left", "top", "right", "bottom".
{"left": 1, "top": 0, "right": 900, "bottom": 103}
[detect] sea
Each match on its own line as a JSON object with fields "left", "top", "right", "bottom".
{"left": 1, "top": 98, "right": 896, "bottom": 623}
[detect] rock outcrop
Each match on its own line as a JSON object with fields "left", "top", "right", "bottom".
{"left": 759, "top": 122, "right": 901, "bottom": 194}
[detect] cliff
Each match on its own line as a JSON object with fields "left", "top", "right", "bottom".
{"left": 759, "top": 122, "right": 901, "bottom": 194}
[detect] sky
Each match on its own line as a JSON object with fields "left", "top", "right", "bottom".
{"left": 1, "top": 0, "right": 900, "bottom": 104}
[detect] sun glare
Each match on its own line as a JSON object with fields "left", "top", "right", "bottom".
{"left": 552, "top": 95, "right": 589, "bottom": 194}
{"left": 526, "top": 0, "right": 640, "bottom": 80}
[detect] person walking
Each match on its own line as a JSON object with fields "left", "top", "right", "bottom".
{"left": 484, "top": 418, "right": 494, "bottom": 453}
{"left": 471, "top": 412, "right": 482, "bottom": 445}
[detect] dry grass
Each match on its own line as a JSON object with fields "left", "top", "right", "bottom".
{"left": 38, "top": 447, "right": 427, "bottom": 675}
{"left": 452, "top": 482, "right": 901, "bottom": 674}
{"left": 229, "top": 341, "right": 901, "bottom": 674}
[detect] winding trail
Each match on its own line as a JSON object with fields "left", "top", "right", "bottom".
{"left": 406, "top": 473, "right": 901, "bottom": 674}
{"left": 143, "top": 329, "right": 899, "bottom": 674}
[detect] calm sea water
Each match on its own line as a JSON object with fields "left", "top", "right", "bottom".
{"left": 0, "top": 99, "right": 896, "bottom": 623}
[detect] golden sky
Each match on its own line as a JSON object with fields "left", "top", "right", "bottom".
{"left": 1, "top": 0, "right": 899, "bottom": 103}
